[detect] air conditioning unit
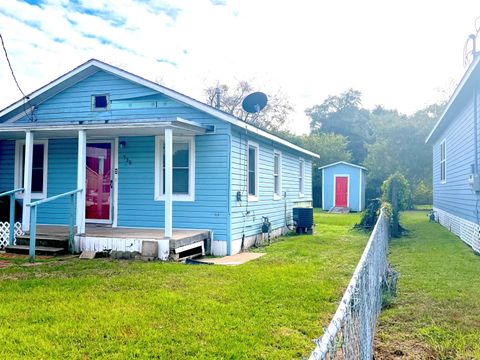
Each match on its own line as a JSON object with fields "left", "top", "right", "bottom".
{"left": 292, "top": 207, "right": 314, "bottom": 234}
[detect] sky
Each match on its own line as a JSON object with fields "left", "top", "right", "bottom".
{"left": 1, "top": 0, "right": 480, "bottom": 134}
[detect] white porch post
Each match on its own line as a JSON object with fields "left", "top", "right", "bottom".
{"left": 21, "top": 131, "right": 34, "bottom": 232}
{"left": 76, "top": 130, "right": 86, "bottom": 234}
{"left": 164, "top": 128, "right": 173, "bottom": 238}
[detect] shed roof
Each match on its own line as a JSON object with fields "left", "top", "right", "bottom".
{"left": 318, "top": 161, "right": 367, "bottom": 171}
{"left": 0, "top": 59, "right": 319, "bottom": 158}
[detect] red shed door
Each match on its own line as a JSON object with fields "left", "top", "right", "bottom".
{"left": 335, "top": 176, "right": 348, "bottom": 207}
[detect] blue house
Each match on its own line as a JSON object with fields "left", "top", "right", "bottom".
{"left": 0, "top": 59, "right": 317, "bottom": 258}
{"left": 319, "top": 161, "right": 366, "bottom": 212}
{"left": 426, "top": 55, "right": 480, "bottom": 253}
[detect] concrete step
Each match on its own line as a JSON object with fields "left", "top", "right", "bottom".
{"left": 16, "top": 235, "right": 69, "bottom": 249}
{"left": 5, "top": 245, "right": 67, "bottom": 256}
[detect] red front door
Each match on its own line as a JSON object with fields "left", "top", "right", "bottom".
{"left": 335, "top": 176, "right": 348, "bottom": 207}
{"left": 86, "top": 142, "right": 112, "bottom": 222}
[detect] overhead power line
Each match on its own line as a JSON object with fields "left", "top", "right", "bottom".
{"left": 0, "top": 32, "right": 35, "bottom": 121}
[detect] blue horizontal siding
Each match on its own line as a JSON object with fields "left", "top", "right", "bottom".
{"left": 0, "top": 140, "right": 15, "bottom": 192}
{"left": 229, "top": 129, "right": 313, "bottom": 241}
{"left": 37, "top": 139, "right": 78, "bottom": 225}
{"left": 322, "top": 164, "right": 363, "bottom": 211}
{"left": 117, "top": 135, "right": 230, "bottom": 240}
{"left": 15, "top": 70, "right": 229, "bottom": 131}
{"left": 433, "top": 97, "right": 479, "bottom": 223}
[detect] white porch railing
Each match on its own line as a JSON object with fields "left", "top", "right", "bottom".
{"left": 309, "top": 209, "right": 390, "bottom": 360}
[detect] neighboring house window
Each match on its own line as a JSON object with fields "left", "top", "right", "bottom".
{"left": 155, "top": 136, "right": 195, "bottom": 201}
{"left": 299, "top": 158, "right": 305, "bottom": 196}
{"left": 273, "top": 150, "right": 282, "bottom": 199}
{"left": 440, "top": 140, "right": 446, "bottom": 182}
{"left": 14, "top": 140, "right": 48, "bottom": 199}
{"left": 247, "top": 141, "right": 259, "bottom": 201}
{"left": 91, "top": 95, "right": 109, "bottom": 111}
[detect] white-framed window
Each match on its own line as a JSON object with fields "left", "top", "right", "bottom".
{"left": 14, "top": 140, "right": 48, "bottom": 199}
{"left": 440, "top": 139, "right": 446, "bottom": 183}
{"left": 299, "top": 158, "right": 305, "bottom": 197}
{"left": 154, "top": 136, "right": 195, "bottom": 201}
{"left": 247, "top": 141, "right": 259, "bottom": 201}
{"left": 91, "top": 94, "right": 110, "bottom": 111}
{"left": 273, "top": 150, "right": 282, "bottom": 200}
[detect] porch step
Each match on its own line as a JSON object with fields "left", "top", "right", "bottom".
{"left": 5, "top": 245, "right": 67, "bottom": 256}
{"left": 15, "top": 235, "right": 69, "bottom": 249}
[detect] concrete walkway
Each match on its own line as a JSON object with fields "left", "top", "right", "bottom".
{"left": 197, "top": 252, "right": 265, "bottom": 266}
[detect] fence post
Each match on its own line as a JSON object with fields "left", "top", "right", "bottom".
{"left": 8, "top": 193, "right": 15, "bottom": 246}
{"left": 29, "top": 205, "right": 37, "bottom": 262}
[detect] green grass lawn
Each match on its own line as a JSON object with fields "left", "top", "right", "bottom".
{"left": 375, "top": 211, "right": 480, "bottom": 359}
{"left": 0, "top": 211, "right": 367, "bottom": 359}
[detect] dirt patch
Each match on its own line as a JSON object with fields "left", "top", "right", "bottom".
{"left": 0, "top": 260, "right": 12, "bottom": 269}
{"left": 374, "top": 337, "right": 437, "bottom": 359}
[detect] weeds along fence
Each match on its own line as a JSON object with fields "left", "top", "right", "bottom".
{"left": 309, "top": 208, "right": 390, "bottom": 360}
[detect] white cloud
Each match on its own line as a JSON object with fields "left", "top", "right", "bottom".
{"left": 1, "top": 0, "right": 480, "bottom": 133}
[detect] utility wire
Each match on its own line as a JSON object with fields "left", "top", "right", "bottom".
{"left": 0, "top": 32, "right": 35, "bottom": 121}
{"left": 0, "top": 33, "right": 27, "bottom": 98}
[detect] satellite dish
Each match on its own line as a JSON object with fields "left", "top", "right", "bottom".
{"left": 242, "top": 92, "right": 268, "bottom": 114}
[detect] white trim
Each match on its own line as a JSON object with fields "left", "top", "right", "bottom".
{"left": 440, "top": 139, "right": 447, "bottom": 184}
{"left": 299, "top": 158, "right": 305, "bottom": 197}
{"left": 84, "top": 140, "right": 114, "bottom": 224}
{"left": 14, "top": 139, "right": 48, "bottom": 200}
{"left": 273, "top": 150, "right": 282, "bottom": 200}
{"left": 154, "top": 135, "right": 195, "bottom": 202}
{"left": 333, "top": 174, "right": 350, "bottom": 208}
{"left": 318, "top": 161, "right": 367, "bottom": 171}
{"left": 426, "top": 56, "right": 480, "bottom": 144}
{"left": 247, "top": 140, "right": 259, "bottom": 202}
{"left": 358, "top": 168, "right": 363, "bottom": 211}
{"left": 164, "top": 128, "right": 173, "bottom": 238}
{"left": 4, "top": 106, "right": 34, "bottom": 124}
{"left": 112, "top": 137, "right": 119, "bottom": 227}
{"left": 0, "top": 59, "right": 319, "bottom": 158}
{"left": 76, "top": 130, "right": 86, "bottom": 234}
{"left": 321, "top": 168, "right": 325, "bottom": 210}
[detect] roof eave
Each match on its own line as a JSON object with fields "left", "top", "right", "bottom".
{"left": 426, "top": 56, "right": 480, "bottom": 144}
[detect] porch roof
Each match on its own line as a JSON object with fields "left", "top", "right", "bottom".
{"left": 0, "top": 117, "right": 211, "bottom": 139}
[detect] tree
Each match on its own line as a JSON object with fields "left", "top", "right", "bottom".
{"left": 364, "top": 102, "right": 444, "bottom": 201}
{"left": 306, "top": 89, "right": 372, "bottom": 163}
{"left": 204, "top": 81, "right": 294, "bottom": 131}
{"left": 283, "top": 132, "right": 352, "bottom": 207}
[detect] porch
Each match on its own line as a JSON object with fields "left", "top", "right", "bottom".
{"left": 6, "top": 224, "right": 211, "bottom": 260}
{"left": 0, "top": 117, "right": 215, "bottom": 261}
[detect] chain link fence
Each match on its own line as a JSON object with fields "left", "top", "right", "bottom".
{"left": 309, "top": 208, "right": 390, "bottom": 360}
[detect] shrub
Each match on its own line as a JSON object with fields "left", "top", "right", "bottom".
{"left": 413, "top": 181, "right": 432, "bottom": 205}
{"left": 381, "top": 172, "right": 412, "bottom": 211}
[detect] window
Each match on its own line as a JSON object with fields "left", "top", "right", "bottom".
{"left": 14, "top": 140, "right": 48, "bottom": 199}
{"left": 155, "top": 136, "right": 195, "bottom": 201}
{"left": 273, "top": 151, "right": 282, "bottom": 199}
{"left": 440, "top": 139, "right": 446, "bottom": 183}
{"left": 92, "top": 95, "right": 109, "bottom": 111}
{"left": 247, "top": 141, "right": 259, "bottom": 201}
{"left": 299, "top": 158, "right": 305, "bottom": 196}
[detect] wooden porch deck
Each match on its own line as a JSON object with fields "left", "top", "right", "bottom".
{"left": 32, "top": 224, "right": 211, "bottom": 252}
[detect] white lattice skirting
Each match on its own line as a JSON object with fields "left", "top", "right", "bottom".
{"left": 0, "top": 222, "right": 23, "bottom": 249}
{"left": 433, "top": 207, "right": 480, "bottom": 253}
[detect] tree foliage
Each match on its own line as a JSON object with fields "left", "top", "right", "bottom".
{"left": 381, "top": 172, "right": 412, "bottom": 211}
{"left": 306, "top": 89, "right": 372, "bottom": 163}
{"left": 204, "top": 81, "right": 294, "bottom": 131}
